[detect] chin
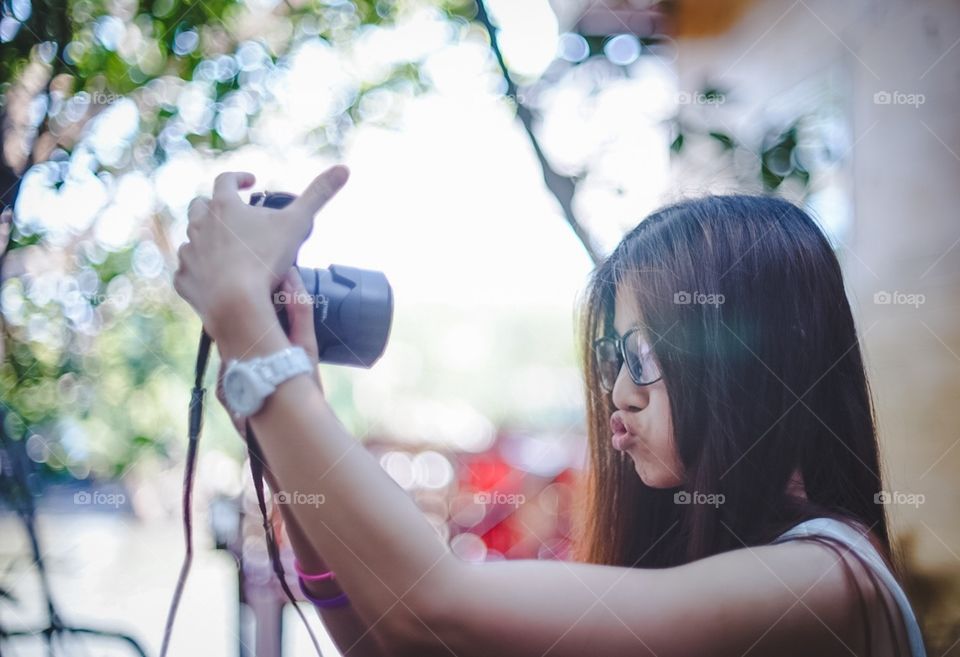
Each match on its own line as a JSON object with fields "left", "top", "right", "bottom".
{"left": 629, "top": 450, "right": 683, "bottom": 489}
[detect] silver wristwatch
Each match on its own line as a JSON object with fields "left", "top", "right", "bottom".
{"left": 222, "top": 346, "right": 313, "bottom": 418}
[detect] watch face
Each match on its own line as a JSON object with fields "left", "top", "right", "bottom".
{"left": 224, "top": 364, "right": 260, "bottom": 416}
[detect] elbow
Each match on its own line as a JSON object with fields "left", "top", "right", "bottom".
{"left": 381, "top": 617, "right": 438, "bottom": 657}
{"left": 381, "top": 581, "right": 465, "bottom": 657}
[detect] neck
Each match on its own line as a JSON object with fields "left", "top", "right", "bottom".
{"left": 786, "top": 468, "right": 807, "bottom": 500}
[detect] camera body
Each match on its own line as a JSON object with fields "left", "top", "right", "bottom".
{"left": 250, "top": 191, "right": 393, "bottom": 368}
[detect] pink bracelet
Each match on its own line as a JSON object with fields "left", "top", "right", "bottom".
{"left": 294, "top": 559, "right": 336, "bottom": 582}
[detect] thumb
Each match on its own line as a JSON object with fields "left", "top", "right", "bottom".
{"left": 284, "top": 267, "right": 319, "bottom": 361}
{"left": 290, "top": 165, "right": 350, "bottom": 219}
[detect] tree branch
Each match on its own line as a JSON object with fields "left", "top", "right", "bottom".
{"left": 474, "top": 0, "right": 603, "bottom": 266}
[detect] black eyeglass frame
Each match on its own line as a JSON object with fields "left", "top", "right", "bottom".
{"left": 592, "top": 327, "right": 664, "bottom": 392}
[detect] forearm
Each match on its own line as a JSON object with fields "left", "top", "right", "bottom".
{"left": 239, "top": 355, "right": 391, "bottom": 656}
{"left": 214, "top": 298, "right": 458, "bottom": 648}
{"left": 256, "top": 459, "right": 389, "bottom": 656}
{"left": 279, "top": 506, "right": 390, "bottom": 657}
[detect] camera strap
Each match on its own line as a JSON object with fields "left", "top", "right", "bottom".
{"left": 244, "top": 422, "right": 326, "bottom": 656}
{"left": 159, "top": 330, "right": 326, "bottom": 657}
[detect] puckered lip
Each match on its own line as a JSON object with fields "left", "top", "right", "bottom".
{"left": 609, "top": 410, "right": 637, "bottom": 438}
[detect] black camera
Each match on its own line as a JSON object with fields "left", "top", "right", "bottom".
{"left": 249, "top": 191, "right": 393, "bottom": 368}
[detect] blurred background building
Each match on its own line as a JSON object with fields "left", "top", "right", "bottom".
{"left": 664, "top": 2, "right": 960, "bottom": 647}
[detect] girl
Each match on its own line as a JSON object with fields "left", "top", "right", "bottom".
{"left": 177, "top": 167, "right": 925, "bottom": 657}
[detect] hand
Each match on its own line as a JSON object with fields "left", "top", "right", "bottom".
{"left": 174, "top": 166, "right": 350, "bottom": 342}
{"left": 216, "top": 267, "right": 325, "bottom": 436}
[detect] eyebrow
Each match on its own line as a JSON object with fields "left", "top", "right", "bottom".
{"left": 611, "top": 324, "right": 641, "bottom": 339}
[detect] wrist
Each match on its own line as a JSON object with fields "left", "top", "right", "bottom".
{"left": 211, "top": 292, "right": 289, "bottom": 359}
{"left": 204, "top": 276, "right": 269, "bottom": 333}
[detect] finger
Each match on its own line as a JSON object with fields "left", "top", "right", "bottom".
{"left": 284, "top": 269, "right": 325, "bottom": 393}
{"left": 289, "top": 165, "right": 349, "bottom": 218}
{"left": 212, "top": 171, "right": 256, "bottom": 204}
{"left": 187, "top": 196, "right": 210, "bottom": 222}
{"left": 173, "top": 271, "right": 193, "bottom": 306}
{"left": 284, "top": 267, "right": 319, "bottom": 360}
{"left": 176, "top": 241, "right": 195, "bottom": 271}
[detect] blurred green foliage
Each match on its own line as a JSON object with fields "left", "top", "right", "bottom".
{"left": 0, "top": 0, "right": 475, "bottom": 481}
{"left": 670, "top": 85, "right": 836, "bottom": 195}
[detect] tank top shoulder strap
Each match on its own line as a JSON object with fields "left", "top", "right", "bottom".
{"left": 772, "top": 517, "right": 926, "bottom": 657}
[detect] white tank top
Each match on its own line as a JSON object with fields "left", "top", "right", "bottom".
{"left": 773, "top": 517, "right": 926, "bottom": 657}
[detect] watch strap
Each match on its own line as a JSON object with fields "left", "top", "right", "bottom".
{"left": 250, "top": 346, "right": 313, "bottom": 387}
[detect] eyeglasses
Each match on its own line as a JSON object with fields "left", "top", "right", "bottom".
{"left": 592, "top": 328, "right": 663, "bottom": 392}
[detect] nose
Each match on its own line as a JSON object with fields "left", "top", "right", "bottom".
{"left": 610, "top": 361, "right": 650, "bottom": 413}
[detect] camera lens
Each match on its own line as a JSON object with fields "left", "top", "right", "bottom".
{"left": 250, "top": 191, "right": 393, "bottom": 368}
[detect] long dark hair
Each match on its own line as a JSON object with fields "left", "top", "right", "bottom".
{"left": 573, "top": 195, "right": 904, "bottom": 643}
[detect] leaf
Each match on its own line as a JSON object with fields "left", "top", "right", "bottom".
{"left": 670, "top": 132, "right": 684, "bottom": 153}
{"left": 708, "top": 131, "right": 736, "bottom": 150}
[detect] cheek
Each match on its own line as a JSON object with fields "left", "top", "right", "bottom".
{"left": 639, "top": 387, "right": 684, "bottom": 487}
